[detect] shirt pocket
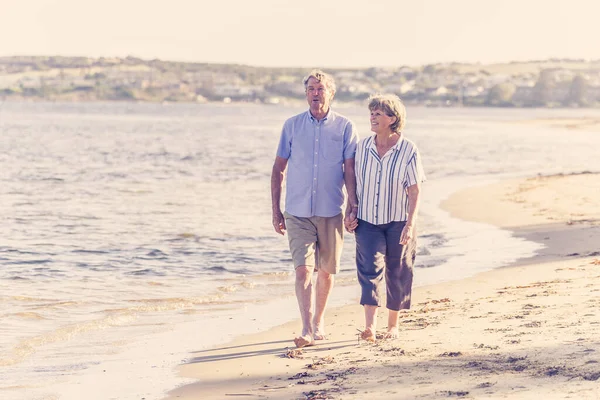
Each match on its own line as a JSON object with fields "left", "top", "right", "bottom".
{"left": 321, "top": 134, "right": 343, "bottom": 163}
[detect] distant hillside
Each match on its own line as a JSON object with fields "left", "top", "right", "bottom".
{"left": 1, "top": 56, "right": 600, "bottom": 108}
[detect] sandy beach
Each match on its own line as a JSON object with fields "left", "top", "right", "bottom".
{"left": 166, "top": 172, "right": 600, "bottom": 400}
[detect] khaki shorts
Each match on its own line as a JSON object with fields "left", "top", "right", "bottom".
{"left": 284, "top": 212, "right": 343, "bottom": 274}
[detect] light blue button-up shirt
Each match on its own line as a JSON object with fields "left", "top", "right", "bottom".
{"left": 276, "top": 109, "right": 358, "bottom": 218}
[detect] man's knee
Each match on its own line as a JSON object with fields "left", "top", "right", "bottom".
{"left": 317, "top": 268, "right": 334, "bottom": 282}
{"left": 295, "top": 265, "right": 313, "bottom": 281}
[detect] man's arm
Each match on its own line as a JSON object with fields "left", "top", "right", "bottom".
{"left": 400, "top": 183, "right": 421, "bottom": 245}
{"left": 343, "top": 158, "right": 358, "bottom": 232}
{"left": 271, "top": 156, "right": 288, "bottom": 235}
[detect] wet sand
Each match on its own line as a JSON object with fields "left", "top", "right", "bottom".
{"left": 516, "top": 117, "right": 600, "bottom": 130}
{"left": 166, "top": 172, "right": 600, "bottom": 400}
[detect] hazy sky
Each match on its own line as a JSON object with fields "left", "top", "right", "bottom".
{"left": 1, "top": 0, "right": 598, "bottom": 68}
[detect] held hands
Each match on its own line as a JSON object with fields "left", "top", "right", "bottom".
{"left": 344, "top": 210, "right": 358, "bottom": 233}
{"left": 272, "top": 210, "right": 286, "bottom": 235}
{"left": 400, "top": 224, "right": 414, "bottom": 245}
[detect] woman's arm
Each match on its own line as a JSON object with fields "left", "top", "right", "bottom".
{"left": 400, "top": 183, "right": 421, "bottom": 245}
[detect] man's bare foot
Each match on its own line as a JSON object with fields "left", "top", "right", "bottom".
{"left": 313, "top": 318, "right": 327, "bottom": 340}
{"left": 383, "top": 327, "right": 399, "bottom": 339}
{"left": 360, "top": 327, "right": 376, "bottom": 342}
{"left": 313, "top": 327, "right": 327, "bottom": 340}
{"left": 294, "top": 334, "right": 315, "bottom": 348}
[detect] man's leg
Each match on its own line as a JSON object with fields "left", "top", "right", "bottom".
{"left": 312, "top": 213, "right": 343, "bottom": 341}
{"left": 284, "top": 212, "right": 318, "bottom": 348}
{"left": 313, "top": 268, "right": 333, "bottom": 340}
{"left": 294, "top": 265, "right": 315, "bottom": 348}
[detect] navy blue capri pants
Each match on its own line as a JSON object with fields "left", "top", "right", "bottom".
{"left": 355, "top": 219, "right": 417, "bottom": 311}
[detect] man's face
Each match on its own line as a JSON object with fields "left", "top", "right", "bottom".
{"left": 305, "top": 77, "right": 334, "bottom": 111}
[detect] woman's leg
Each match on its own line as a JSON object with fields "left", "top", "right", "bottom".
{"left": 355, "top": 220, "right": 386, "bottom": 340}
{"left": 362, "top": 305, "right": 378, "bottom": 341}
{"left": 385, "top": 309, "right": 400, "bottom": 339}
{"left": 384, "top": 221, "right": 417, "bottom": 338}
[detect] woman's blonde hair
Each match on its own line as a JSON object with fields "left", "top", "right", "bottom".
{"left": 367, "top": 93, "right": 406, "bottom": 133}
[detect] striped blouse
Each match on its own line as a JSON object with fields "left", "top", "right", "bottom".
{"left": 355, "top": 135, "right": 426, "bottom": 225}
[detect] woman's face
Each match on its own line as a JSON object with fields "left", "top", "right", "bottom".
{"left": 370, "top": 108, "right": 396, "bottom": 134}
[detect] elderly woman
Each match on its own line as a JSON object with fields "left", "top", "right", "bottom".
{"left": 346, "top": 93, "right": 425, "bottom": 341}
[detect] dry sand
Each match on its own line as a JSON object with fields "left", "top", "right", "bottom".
{"left": 166, "top": 172, "right": 600, "bottom": 400}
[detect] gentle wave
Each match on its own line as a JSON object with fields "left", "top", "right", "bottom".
{"left": 0, "top": 313, "right": 137, "bottom": 366}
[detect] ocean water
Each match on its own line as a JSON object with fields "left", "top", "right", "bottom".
{"left": 1, "top": 101, "right": 600, "bottom": 400}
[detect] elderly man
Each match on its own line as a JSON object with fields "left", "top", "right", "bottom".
{"left": 271, "top": 69, "right": 359, "bottom": 348}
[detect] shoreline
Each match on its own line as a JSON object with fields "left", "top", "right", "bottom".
{"left": 3, "top": 98, "right": 600, "bottom": 114}
{"left": 165, "top": 171, "right": 600, "bottom": 399}
{"left": 440, "top": 171, "right": 600, "bottom": 266}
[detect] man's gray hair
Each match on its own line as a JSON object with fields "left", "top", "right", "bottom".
{"left": 303, "top": 69, "right": 336, "bottom": 92}
{"left": 368, "top": 93, "right": 407, "bottom": 133}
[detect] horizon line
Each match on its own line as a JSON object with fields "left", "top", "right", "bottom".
{"left": 1, "top": 53, "right": 600, "bottom": 70}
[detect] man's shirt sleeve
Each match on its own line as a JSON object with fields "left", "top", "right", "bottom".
{"left": 343, "top": 120, "right": 358, "bottom": 160}
{"left": 276, "top": 120, "right": 292, "bottom": 159}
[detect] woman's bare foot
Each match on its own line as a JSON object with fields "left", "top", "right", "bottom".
{"left": 383, "top": 326, "right": 399, "bottom": 339}
{"left": 294, "top": 334, "right": 315, "bottom": 348}
{"left": 360, "top": 327, "right": 376, "bottom": 342}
